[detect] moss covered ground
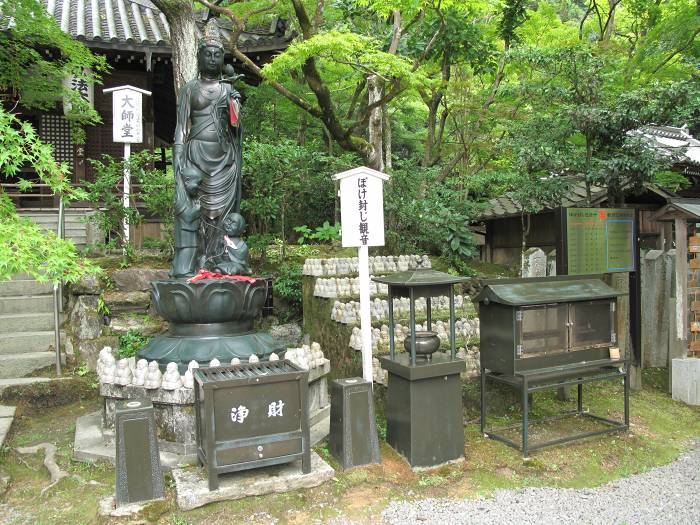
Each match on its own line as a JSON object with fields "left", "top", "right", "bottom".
{"left": 0, "top": 368, "right": 698, "bottom": 524}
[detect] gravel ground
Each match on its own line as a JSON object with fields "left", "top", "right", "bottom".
{"left": 381, "top": 446, "right": 700, "bottom": 525}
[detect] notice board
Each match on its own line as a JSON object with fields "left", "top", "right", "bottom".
{"left": 566, "top": 208, "right": 635, "bottom": 275}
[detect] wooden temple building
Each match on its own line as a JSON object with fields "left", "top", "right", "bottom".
{"left": 478, "top": 125, "right": 700, "bottom": 268}
{"left": 3, "top": 0, "right": 292, "bottom": 247}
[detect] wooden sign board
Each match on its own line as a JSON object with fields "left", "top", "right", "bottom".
{"left": 333, "top": 167, "right": 389, "bottom": 248}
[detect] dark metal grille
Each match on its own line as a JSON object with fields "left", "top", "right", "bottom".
{"left": 195, "top": 361, "right": 297, "bottom": 384}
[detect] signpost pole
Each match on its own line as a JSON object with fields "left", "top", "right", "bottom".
{"left": 123, "top": 142, "right": 131, "bottom": 250}
{"left": 333, "top": 166, "right": 390, "bottom": 386}
{"left": 103, "top": 85, "right": 151, "bottom": 255}
{"left": 358, "top": 244, "right": 373, "bottom": 384}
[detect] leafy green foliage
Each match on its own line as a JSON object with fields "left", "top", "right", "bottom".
{"left": 242, "top": 139, "right": 356, "bottom": 239}
{"left": 311, "top": 222, "right": 341, "bottom": 243}
{"left": 294, "top": 222, "right": 341, "bottom": 244}
{"left": 0, "top": 0, "right": 106, "bottom": 124}
{"left": 293, "top": 225, "right": 314, "bottom": 245}
{"left": 118, "top": 330, "right": 151, "bottom": 359}
{"left": 264, "top": 30, "right": 428, "bottom": 88}
{"left": 0, "top": 108, "right": 100, "bottom": 283}
{"left": 83, "top": 152, "right": 173, "bottom": 254}
{"left": 0, "top": 1, "right": 106, "bottom": 283}
{"left": 273, "top": 262, "right": 304, "bottom": 318}
{"left": 383, "top": 160, "right": 482, "bottom": 261}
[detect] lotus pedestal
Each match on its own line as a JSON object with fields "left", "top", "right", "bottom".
{"left": 138, "top": 279, "right": 284, "bottom": 371}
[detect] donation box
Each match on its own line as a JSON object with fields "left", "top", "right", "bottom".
{"left": 194, "top": 361, "right": 311, "bottom": 490}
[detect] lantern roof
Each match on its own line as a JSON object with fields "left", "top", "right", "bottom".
{"left": 372, "top": 269, "right": 468, "bottom": 287}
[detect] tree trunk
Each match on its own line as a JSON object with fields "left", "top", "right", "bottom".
{"left": 423, "top": 99, "right": 438, "bottom": 167}
{"left": 367, "top": 74, "right": 384, "bottom": 172}
{"left": 383, "top": 104, "right": 392, "bottom": 171}
{"left": 150, "top": 1, "right": 198, "bottom": 94}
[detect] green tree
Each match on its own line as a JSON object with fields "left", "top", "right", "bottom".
{"left": 0, "top": 0, "right": 106, "bottom": 282}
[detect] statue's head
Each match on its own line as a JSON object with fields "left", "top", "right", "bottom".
{"left": 182, "top": 166, "right": 203, "bottom": 195}
{"left": 223, "top": 213, "right": 246, "bottom": 236}
{"left": 198, "top": 41, "right": 225, "bottom": 79}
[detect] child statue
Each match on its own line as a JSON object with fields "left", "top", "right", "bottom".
{"left": 161, "top": 362, "right": 183, "bottom": 390}
{"left": 144, "top": 361, "right": 163, "bottom": 389}
{"left": 114, "top": 359, "right": 133, "bottom": 386}
{"left": 133, "top": 359, "right": 148, "bottom": 386}
{"left": 171, "top": 165, "right": 204, "bottom": 279}
{"left": 211, "top": 212, "right": 251, "bottom": 276}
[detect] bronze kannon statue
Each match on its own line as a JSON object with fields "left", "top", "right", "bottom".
{"left": 139, "top": 20, "right": 284, "bottom": 368}
{"left": 171, "top": 24, "right": 246, "bottom": 278}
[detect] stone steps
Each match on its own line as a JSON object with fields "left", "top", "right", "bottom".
{"left": 18, "top": 209, "right": 98, "bottom": 250}
{"left": 0, "top": 279, "right": 53, "bottom": 297}
{"left": 0, "top": 313, "right": 57, "bottom": 334}
{"left": 0, "top": 377, "right": 56, "bottom": 395}
{"left": 0, "top": 405, "right": 16, "bottom": 448}
{"left": 0, "top": 331, "right": 63, "bottom": 355}
{"left": 0, "top": 274, "right": 64, "bottom": 380}
{"left": 0, "top": 352, "right": 62, "bottom": 379}
{"left": 0, "top": 295, "right": 54, "bottom": 315}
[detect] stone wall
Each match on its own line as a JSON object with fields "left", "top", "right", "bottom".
{"left": 640, "top": 250, "right": 675, "bottom": 368}
{"left": 64, "top": 268, "right": 171, "bottom": 371}
{"left": 64, "top": 275, "right": 117, "bottom": 371}
{"left": 302, "top": 256, "right": 483, "bottom": 382}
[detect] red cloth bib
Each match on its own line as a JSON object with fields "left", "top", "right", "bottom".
{"left": 188, "top": 270, "right": 256, "bottom": 283}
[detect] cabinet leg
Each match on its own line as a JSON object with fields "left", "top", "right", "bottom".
{"left": 302, "top": 447, "right": 312, "bottom": 474}
{"left": 208, "top": 469, "right": 219, "bottom": 491}
{"left": 577, "top": 382, "right": 583, "bottom": 414}
{"left": 480, "top": 367, "right": 486, "bottom": 434}
{"left": 624, "top": 368, "right": 630, "bottom": 428}
{"left": 522, "top": 379, "right": 529, "bottom": 458}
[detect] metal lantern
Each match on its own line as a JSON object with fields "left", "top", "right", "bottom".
{"left": 374, "top": 269, "right": 468, "bottom": 468}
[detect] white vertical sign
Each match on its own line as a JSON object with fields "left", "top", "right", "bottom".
{"left": 111, "top": 88, "right": 143, "bottom": 143}
{"left": 338, "top": 170, "right": 387, "bottom": 248}
{"left": 333, "top": 167, "right": 389, "bottom": 384}
{"left": 103, "top": 86, "right": 151, "bottom": 249}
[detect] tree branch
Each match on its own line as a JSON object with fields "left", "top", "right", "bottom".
{"left": 652, "top": 26, "right": 700, "bottom": 74}
{"left": 388, "top": 10, "right": 402, "bottom": 54}
{"left": 579, "top": 2, "right": 595, "bottom": 40}
{"left": 291, "top": 0, "right": 314, "bottom": 39}
{"left": 439, "top": 48, "right": 509, "bottom": 180}
{"left": 313, "top": 0, "right": 325, "bottom": 33}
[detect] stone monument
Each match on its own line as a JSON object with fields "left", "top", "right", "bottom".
{"left": 138, "top": 21, "right": 284, "bottom": 369}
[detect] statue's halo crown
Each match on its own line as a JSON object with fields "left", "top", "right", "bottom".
{"left": 199, "top": 18, "right": 224, "bottom": 50}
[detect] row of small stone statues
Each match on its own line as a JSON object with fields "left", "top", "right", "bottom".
{"left": 95, "top": 344, "right": 326, "bottom": 390}
{"left": 303, "top": 254, "right": 431, "bottom": 277}
{"left": 332, "top": 295, "right": 473, "bottom": 324}
{"left": 315, "top": 277, "right": 389, "bottom": 299}
{"left": 348, "top": 317, "right": 481, "bottom": 352}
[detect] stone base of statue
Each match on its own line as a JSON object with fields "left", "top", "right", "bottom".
{"left": 138, "top": 278, "right": 284, "bottom": 371}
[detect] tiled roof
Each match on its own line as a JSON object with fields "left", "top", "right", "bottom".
{"left": 629, "top": 125, "right": 700, "bottom": 167}
{"left": 480, "top": 179, "right": 607, "bottom": 220}
{"left": 481, "top": 125, "right": 699, "bottom": 220}
{"left": 41, "top": 0, "right": 291, "bottom": 53}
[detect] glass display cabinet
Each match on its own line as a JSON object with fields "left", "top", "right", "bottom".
{"left": 474, "top": 276, "right": 630, "bottom": 457}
